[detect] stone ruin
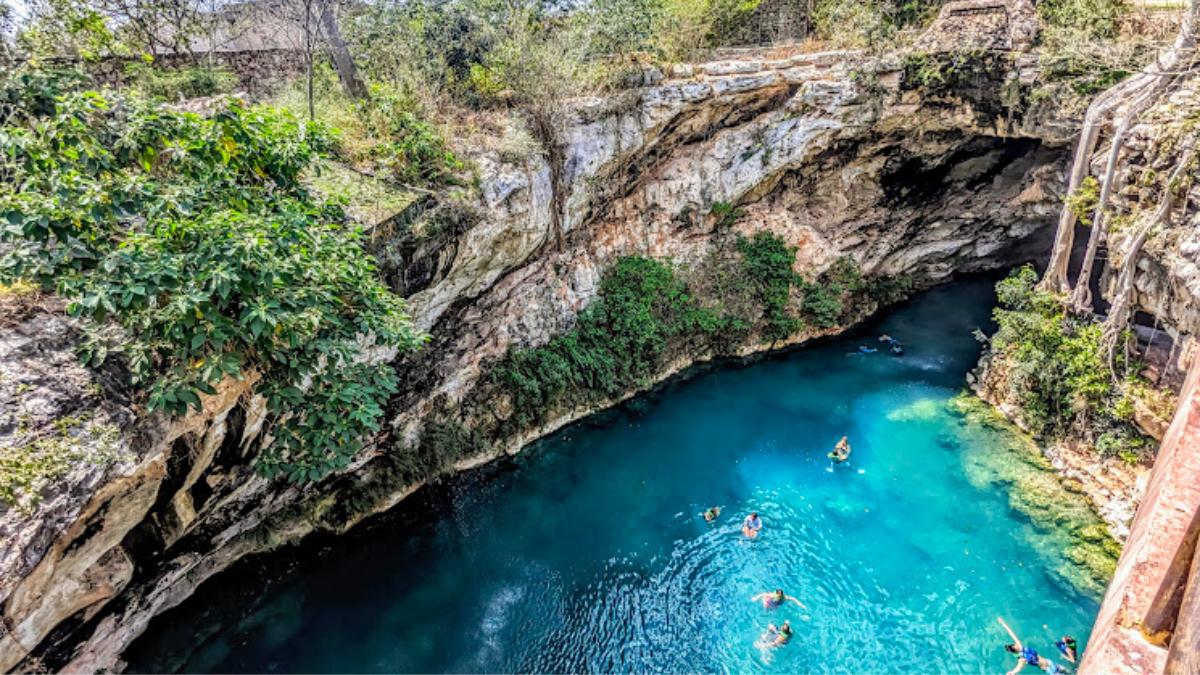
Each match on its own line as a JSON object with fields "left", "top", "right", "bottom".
{"left": 914, "top": 0, "right": 1038, "bottom": 53}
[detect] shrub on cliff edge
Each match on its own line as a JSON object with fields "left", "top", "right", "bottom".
{"left": 988, "top": 265, "right": 1153, "bottom": 460}
{"left": 0, "top": 69, "right": 426, "bottom": 484}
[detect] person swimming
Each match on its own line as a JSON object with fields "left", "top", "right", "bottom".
{"left": 758, "top": 620, "right": 794, "bottom": 648}
{"left": 829, "top": 436, "right": 851, "bottom": 462}
{"left": 743, "top": 512, "right": 763, "bottom": 537}
{"left": 752, "top": 589, "right": 807, "bottom": 610}
{"left": 704, "top": 507, "right": 721, "bottom": 522}
{"left": 858, "top": 345, "right": 877, "bottom": 354}
{"left": 999, "top": 618, "right": 1069, "bottom": 675}
{"left": 1055, "top": 636, "right": 1077, "bottom": 664}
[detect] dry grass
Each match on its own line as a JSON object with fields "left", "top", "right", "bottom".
{"left": 0, "top": 281, "right": 51, "bottom": 328}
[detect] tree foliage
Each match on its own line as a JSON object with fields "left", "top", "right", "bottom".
{"left": 0, "top": 69, "right": 425, "bottom": 482}
{"left": 989, "top": 265, "right": 1152, "bottom": 459}
{"left": 493, "top": 257, "right": 733, "bottom": 429}
{"left": 737, "top": 232, "right": 804, "bottom": 340}
{"left": 813, "top": 0, "right": 940, "bottom": 49}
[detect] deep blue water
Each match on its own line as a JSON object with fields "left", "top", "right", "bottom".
{"left": 127, "top": 277, "right": 1105, "bottom": 674}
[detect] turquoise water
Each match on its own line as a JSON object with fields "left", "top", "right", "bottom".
{"left": 127, "top": 278, "right": 1106, "bottom": 674}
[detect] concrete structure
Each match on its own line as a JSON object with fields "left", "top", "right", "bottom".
{"left": 914, "top": 0, "right": 1038, "bottom": 53}
{"left": 1082, "top": 354, "right": 1200, "bottom": 674}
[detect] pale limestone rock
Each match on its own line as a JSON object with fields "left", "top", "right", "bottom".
{"left": 0, "top": 47, "right": 1104, "bottom": 673}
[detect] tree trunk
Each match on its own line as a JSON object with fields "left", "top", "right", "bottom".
{"left": 1040, "top": 0, "right": 1200, "bottom": 294}
{"left": 317, "top": 0, "right": 368, "bottom": 100}
{"left": 1068, "top": 80, "right": 1164, "bottom": 313}
{"left": 1038, "top": 83, "right": 1134, "bottom": 294}
{"left": 1101, "top": 141, "right": 1196, "bottom": 360}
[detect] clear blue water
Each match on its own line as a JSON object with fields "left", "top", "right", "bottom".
{"left": 127, "top": 277, "right": 1106, "bottom": 674}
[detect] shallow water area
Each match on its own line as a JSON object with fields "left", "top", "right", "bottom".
{"left": 127, "top": 277, "right": 1109, "bottom": 674}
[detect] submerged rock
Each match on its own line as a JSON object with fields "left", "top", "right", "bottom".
{"left": 949, "top": 394, "right": 1120, "bottom": 598}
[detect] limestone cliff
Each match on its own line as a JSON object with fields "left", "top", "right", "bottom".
{"left": 1, "top": 47, "right": 1074, "bottom": 673}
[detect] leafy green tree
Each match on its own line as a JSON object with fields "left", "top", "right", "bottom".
{"left": 0, "top": 70, "right": 425, "bottom": 482}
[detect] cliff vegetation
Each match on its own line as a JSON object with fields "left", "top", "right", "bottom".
{"left": 0, "top": 68, "right": 425, "bottom": 490}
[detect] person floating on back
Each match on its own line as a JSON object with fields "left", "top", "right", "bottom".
{"left": 1055, "top": 636, "right": 1077, "bottom": 664}
{"left": 703, "top": 506, "right": 721, "bottom": 522}
{"left": 752, "top": 589, "right": 806, "bottom": 610}
{"left": 743, "top": 512, "right": 763, "bottom": 538}
{"left": 757, "top": 620, "right": 794, "bottom": 648}
{"left": 999, "top": 618, "right": 1071, "bottom": 675}
{"left": 829, "top": 436, "right": 851, "bottom": 462}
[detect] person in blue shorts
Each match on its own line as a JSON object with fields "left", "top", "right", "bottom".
{"left": 999, "top": 618, "right": 1071, "bottom": 675}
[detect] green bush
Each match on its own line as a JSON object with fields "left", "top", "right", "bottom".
{"left": 1066, "top": 176, "right": 1102, "bottom": 227}
{"left": 124, "top": 61, "right": 239, "bottom": 101}
{"left": 800, "top": 280, "right": 843, "bottom": 329}
{"left": 712, "top": 201, "right": 747, "bottom": 228}
{"left": 0, "top": 69, "right": 425, "bottom": 483}
{"left": 268, "top": 71, "right": 461, "bottom": 188}
{"left": 826, "top": 255, "right": 867, "bottom": 293}
{"left": 1039, "top": 0, "right": 1126, "bottom": 42}
{"left": 989, "top": 265, "right": 1152, "bottom": 455}
{"left": 866, "top": 273, "right": 915, "bottom": 304}
{"left": 355, "top": 87, "right": 463, "bottom": 185}
{"left": 494, "top": 257, "right": 731, "bottom": 428}
{"left": 814, "top": 0, "right": 939, "bottom": 49}
{"left": 737, "top": 232, "right": 804, "bottom": 341}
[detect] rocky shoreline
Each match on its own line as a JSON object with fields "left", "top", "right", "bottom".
{"left": 969, "top": 350, "right": 1151, "bottom": 544}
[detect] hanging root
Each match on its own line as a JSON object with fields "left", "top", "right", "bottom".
{"left": 1100, "top": 140, "right": 1198, "bottom": 366}
{"left": 1039, "top": 81, "right": 1138, "bottom": 295}
{"left": 1068, "top": 78, "right": 1172, "bottom": 314}
{"left": 1040, "top": 0, "right": 1200, "bottom": 296}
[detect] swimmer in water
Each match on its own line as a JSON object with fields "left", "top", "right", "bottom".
{"left": 757, "top": 620, "right": 794, "bottom": 648}
{"left": 704, "top": 506, "right": 721, "bottom": 522}
{"left": 829, "top": 436, "right": 851, "bottom": 462}
{"left": 1055, "top": 636, "right": 1077, "bottom": 664}
{"left": 752, "top": 589, "right": 807, "bottom": 610}
{"left": 999, "top": 618, "right": 1070, "bottom": 675}
{"left": 743, "top": 512, "right": 763, "bottom": 537}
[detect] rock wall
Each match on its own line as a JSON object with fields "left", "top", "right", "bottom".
{"left": 1, "top": 49, "right": 1075, "bottom": 673}
{"left": 1030, "top": 75, "right": 1200, "bottom": 675}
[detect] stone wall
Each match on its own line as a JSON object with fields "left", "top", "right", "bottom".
{"left": 914, "top": 0, "right": 1038, "bottom": 53}
{"left": 1080, "top": 357, "right": 1200, "bottom": 674}
{"left": 66, "top": 49, "right": 308, "bottom": 96}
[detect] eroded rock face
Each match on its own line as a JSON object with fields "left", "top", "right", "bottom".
{"left": 2, "top": 49, "right": 1074, "bottom": 673}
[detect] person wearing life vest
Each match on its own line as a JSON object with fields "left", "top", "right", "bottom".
{"left": 752, "top": 589, "right": 807, "bottom": 610}
{"left": 1056, "top": 636, "right": 1078, "bottom": 664}
{"left": 758, "top": 620, "right": 794, "bottom": 648}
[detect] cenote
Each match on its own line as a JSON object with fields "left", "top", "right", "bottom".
{"left": 126, "top": 277, "right": 1114, "bottom": 674}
